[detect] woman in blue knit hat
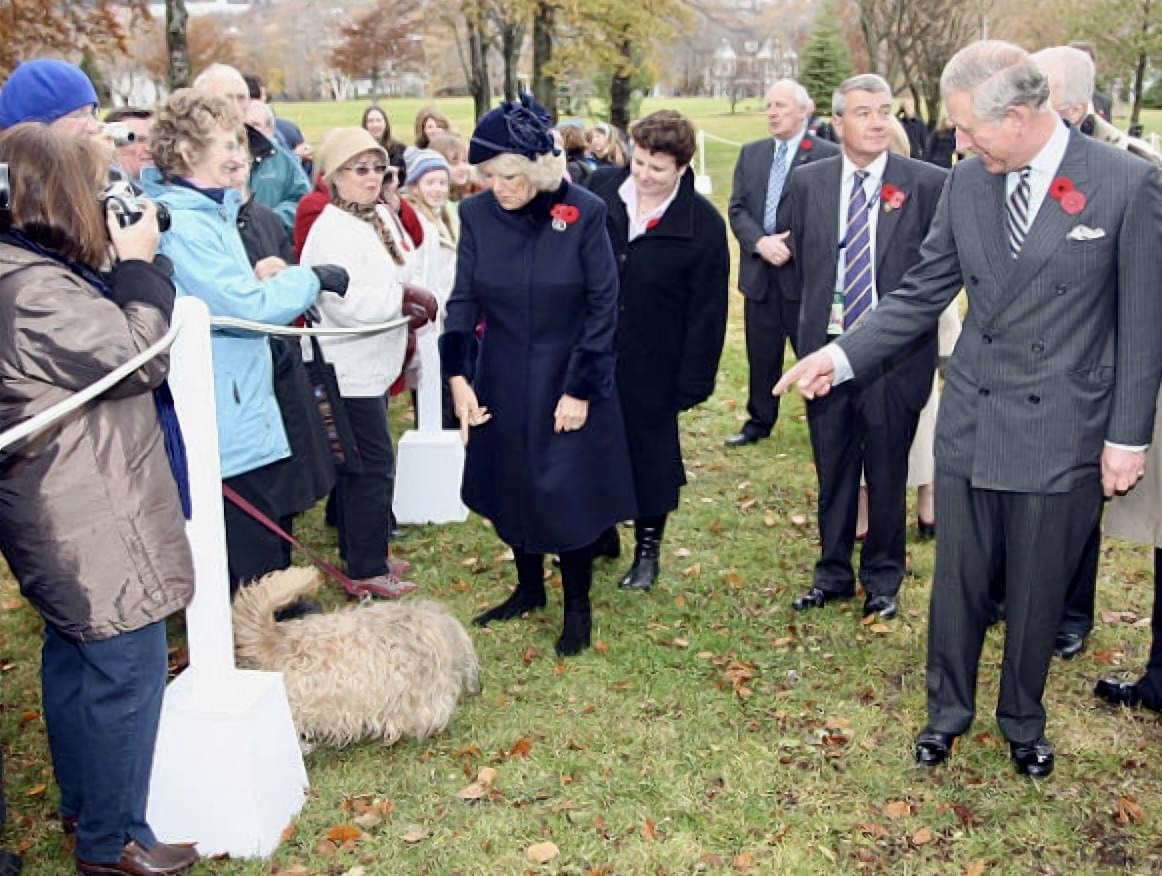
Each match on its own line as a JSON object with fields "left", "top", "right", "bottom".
{"left": 0, "top": 59, "right": 101, "bottom": 138}
{"left": 439, "top": 95, "right": 636, "bottom": 657}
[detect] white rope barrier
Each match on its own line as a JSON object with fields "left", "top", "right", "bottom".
{"left": 701, "top": 131, "right": 745, "bottom": 147}
{"left": 0, "top": 309, "right": 410, "bottom": 453}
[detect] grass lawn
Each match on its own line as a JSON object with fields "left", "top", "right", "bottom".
{"left": 2, "top": 97, "right": 1161, "bottom": 874}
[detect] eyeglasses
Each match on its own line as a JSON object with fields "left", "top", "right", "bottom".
{"left": 345, "top": 163, "right": 389, "bottom": 176}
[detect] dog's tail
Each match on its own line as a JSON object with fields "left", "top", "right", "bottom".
{"left": 232, "top": 566, "right": 322, "bottom": 666}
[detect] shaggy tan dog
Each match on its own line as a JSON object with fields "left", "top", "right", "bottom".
{"left": 232, "top": 567, "right": 480, "bottom": 750}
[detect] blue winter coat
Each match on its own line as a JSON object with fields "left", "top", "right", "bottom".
{"left": 440, "top": 183, "right": 636, "bottom": 553}
{"left": 142, "top": 172, "right": 321, "bottom": 478}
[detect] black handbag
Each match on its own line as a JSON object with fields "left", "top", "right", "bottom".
{"left": 303, "top": 333, "right": 359, "bottom": 469}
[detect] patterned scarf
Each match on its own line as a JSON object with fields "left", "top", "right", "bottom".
{"left": 330, "top": 194, "right": 405, "bottom": 266}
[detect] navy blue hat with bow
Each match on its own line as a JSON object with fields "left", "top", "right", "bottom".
{"left": 468, "top": 93, "right": 560, "bottom": 165}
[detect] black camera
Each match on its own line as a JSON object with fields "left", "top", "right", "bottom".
{"left": 101, "top": 180, "right": 171, "bottom": 233}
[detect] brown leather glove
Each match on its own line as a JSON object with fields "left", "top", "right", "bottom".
{"left": 402, "top": 284, "right": 438, "bottom": 330}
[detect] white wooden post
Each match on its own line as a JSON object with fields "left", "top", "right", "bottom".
{"left": 146, "top": 297, "right": 308, "bottom": 858}
{"left": 694, "top": 129, "right": 713, "bottom": 195}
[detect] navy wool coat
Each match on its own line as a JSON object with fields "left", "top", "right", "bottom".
{"left": 587, "top": 167, "right": 729, "bottom": 517}
{"left": 439, "top": 182, "right": 637, "bottom": 553}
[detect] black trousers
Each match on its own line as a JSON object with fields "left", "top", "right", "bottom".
{"left": 1136, "top": 548, "right": 1162, "bottom": 707}
{"left": 336, "top": 394, "right": 393, "bottom": 579}
{"left": 806, "top": 378, "right": 920, "bottom": 598}
{"left": 926, "top": 472, "right": 1102, "bottom": 743}
{"left": 223, "top": 464, "right": 294, "bottom": 591}
{"left": 742, "top": 293, "right": 799, "bottom": 436}
{"left": 1058, "top": 518, "right": 1101, "bottom": 636}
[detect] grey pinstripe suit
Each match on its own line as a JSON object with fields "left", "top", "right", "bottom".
{"left": 836, "top": 127, "right": 1162, "bottom": 742}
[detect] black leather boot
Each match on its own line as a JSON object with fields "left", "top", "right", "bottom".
{"left": 591, "top": 525, "right": 621, "bottom": 560}
{"left": 619, "top": 516, "right": 665, "bottom": 591}
{"left": 556, "top": 549, "right": 592, "bottom": 656}
{"left": 473, "top": 548, "right": 547, "bottom": 626}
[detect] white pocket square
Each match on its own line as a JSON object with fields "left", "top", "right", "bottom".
{"left": 1067, "top": 225, "right": 1106, "bottom": 241}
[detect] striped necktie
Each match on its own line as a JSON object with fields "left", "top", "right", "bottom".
{"left": 762, "top": 140, "right": 789, "bottom": 234}
{"left": 1006, "top": 167, "right": 1032, "bottom": 258}
{"left": 843, "top": 170, "right": 872, "bottom": 330}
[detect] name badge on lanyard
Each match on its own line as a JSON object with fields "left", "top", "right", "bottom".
{"left": 827, "top": 288, "right": 845, "bottom": 336}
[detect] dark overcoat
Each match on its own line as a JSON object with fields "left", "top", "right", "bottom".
{"left": 587, "top": 167, "right": 729, "bottom": 517}
{"left": 440, "top": 182, "right": 636, "bottom": 553}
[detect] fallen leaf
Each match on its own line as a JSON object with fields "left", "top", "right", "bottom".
{"left": 674, "top": 548, "right": 691, "bottom": 558}
{"left": 456, "top": 782, "right": 488, "bottom": 801}
{"left": 1113, "top": 795, "right": 1145, "bottom": 825}
{"left": 400, "top": 826, "right": 427, "bottom": 843}
{"left": 522, "top": 645, "right": 539, "bottom": 666}
{"left": 25, "top": 784, "right": 46, "bottom": 798}
{"left": 884, "top": 800, "right": 911, "bottom": 819}
{"left": 707, "top": 521, "right": 725, "bottom": 534}
{"left": 672, "top": 637, "right": 689, "bottom": 648}
{"left": 734, "top": 850, "right": 753, "bottom": 871}
{"left": 0, "top": 598, "right": 23, "bottom": 612}
{"left": 325, "top": 825, "right": 362, "bottom": 845}
{"left": 341, "top": 867, "right": 366, "bottom": 876}
{"left": 352, "top": 812, "right": 382, "bottom": 830}
{"left": 526, "top": 841, "right": 559, "bottom": 864}
{"left": 965, "top": 861, "right": 986, "bottom": 876}
{"left": 19, "top": 710, "right": 39, "bottom": 724}
{"left": 721, "top": 572, "right": 743, "bottom": 588}
{"left": 674, "top": 594, "right": 687, "bottom": 609}
{"left": 868, "top": 623, "right": 891, "bottom": 634}
{"left": 818, "top": 845, "right": 837, "bottom": 863}
{"left": 737, "top": 480, "right": 751, "bottom": 491}
{"left": 279, "top": 866, "right": 311, "bottom": 876}
{"left": 696, "top": 651, "right": 715, "bottom": 659}
{"left": 510, "top": 736, "right": 533, "bottom": 758}
{"left": 763, "top": 512, "right": 777, "bottom": 528}
{"left": 279, "top": 821, "right": 297, "bottom": 842}
{"left": 682, "top": 563, "right": 702, "bottom": 577}
{"left": 738, "top": 498, "right": 757, "bottom": 511}
{"left": 594, "top": 640, "right": 609, "bottom": 655}
{"left": 315, "top": 839, "right": 338, "bottom": 856}
{"left": 641, "top": 819, "right": 657, "bottom": 841}
{"left": 461, "top": 557, "right": 479, "bottom": 567}
{"left": 857, "top": 822, "right": 889, "bottom": 838}
{"left": 477, "top": 766, "right": 498, "bottom": 787}
{"left": 912, "top": 827, "right": 934, "bottom": 846}
{"left": 789, "top": 513, "right": 807, "bottom": 526}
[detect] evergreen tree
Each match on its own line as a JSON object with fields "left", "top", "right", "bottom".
{"left": 799, "top": 10, "right": 852, "bottom": 117}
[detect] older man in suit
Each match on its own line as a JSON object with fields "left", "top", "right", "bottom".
{"left": 772, "top": 74, "right": 947, "bottom": 620}
{"left": 776, "top": 40, "right": 1162, "bottom": 778}
{"left": 725, "top": 79, "right": 839, "bottom": 447}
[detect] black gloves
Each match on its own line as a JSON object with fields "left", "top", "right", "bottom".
{"left": 312, "top": 264, "right": 350, "bottom": 296}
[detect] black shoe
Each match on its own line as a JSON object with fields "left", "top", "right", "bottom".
{"left": 472, "top": 588, "right": 547, "bottom": 626}
{"left": 792, "top": 587, "right": 850, "bottom": 611}
{"left": 724, "top": 429, "right": 767, "bottom": 448}
{"left": 863, "top": 594, "right": 898, "bottom": 620}
{"left": 556, "top": 555, "right": 593, "bottom": 657}
{"left": 1009, "top": 736, "right": 1055, "bottom": 778}
{"left": 1094, "top": 678, "right": 1156, "bottom": 710}
{"left": 914, "top": 728, "right": 956, "bottom": 766}
{"left": 619, "top": 518, "right": 665, "bottom": 591}
{"left": 592, "top": 526, "right": 621, "bottom": 561}
{"left": 273, "top": 599, "right": 323, "bottom": 623}
{"left": 917, "top": 517, "right": 936, "bottom": 539}
{"left": 1053, "top": 631, "right": 1086, "bottom": 660}
{"left": 556, "top": 610, "right": 592, "bottom": 657}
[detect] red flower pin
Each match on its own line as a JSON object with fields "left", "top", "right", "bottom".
{"left": 645, "top": 217, "right": 661, "bottom": 231}
{"left": 1049, "top": 176, "right": 1086, "bottom": 215}
{"left": 550, "top": 203, "right": 580, "bottom": 231}
{"left": 880, "top": 183, "right": 907, "bottom": 212}
{"left": 799, "top": 138, "right": 813, "bottom": 152}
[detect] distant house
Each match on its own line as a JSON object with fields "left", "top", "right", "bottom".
{"left": 707, "top": 37, "right": 797, "bottom": 99}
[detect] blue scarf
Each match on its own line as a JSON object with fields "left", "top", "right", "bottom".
{"left": 3, "top": 231, "right": 192, "bottom": 518}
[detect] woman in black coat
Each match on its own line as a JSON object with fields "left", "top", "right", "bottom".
{"left": 440, "top": 95, "right": 636, "bottom": 656}
{"left": 586, "top": 111, "right": 729, "bottom": 590}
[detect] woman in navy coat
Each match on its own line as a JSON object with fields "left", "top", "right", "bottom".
{"left": 440, "top": 95, "right": 636, "bottom": 657}
{"left": 587, "top": 111, "right": 729, "bottom": 590}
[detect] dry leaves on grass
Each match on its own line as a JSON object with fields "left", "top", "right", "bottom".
{"left": 509, "top": 736, "right": 534, "bottom": 759}
{"left": 641, "top": 819, "right": 657, "bottom": 841}
{"left": 965, "top": 861, "right": 987, "bottom": 876}
{"left": 456, "top": 766, "right": 501, "bottom": 803}
{"left": 526, "top": 841, "right": 559, "bottom": 864}
{"left": 884, "top": 800, "right": 912, "bottom": 819}
{"left": 911, "top": 827, "right": 934, "bottom": 846}
{"left": 400, "top": 825, "right": 427, "bottom": 844}
{"left": 1113, "top": 795, "right": 1145, "bottom": 825}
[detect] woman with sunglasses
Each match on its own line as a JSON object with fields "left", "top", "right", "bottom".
{"left": 299, "top": 128, "right": 419, "bottom": 598}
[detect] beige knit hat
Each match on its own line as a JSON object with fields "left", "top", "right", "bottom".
{"left": 318, "top": 127, "right": 388, "bottom": 184}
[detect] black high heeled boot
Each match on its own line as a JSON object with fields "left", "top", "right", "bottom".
{"left": 556, "top": 549, "right": 592, "bottom": 657}
{"left": 619, "top": 516, "right": 666, "bottom": 591}
{"left": 473, "top": 548, "right": 547, "bottom": 626}
{"left": 592, "top": 525, "right": 621, "bottom": 560}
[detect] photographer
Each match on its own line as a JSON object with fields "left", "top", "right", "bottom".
{"left": 142, "top": 89, "right": 349, "bottom": 591}
{"left": 0, "top": 124, "right": 198, "bottom": 875}
{"left": 104, "top": 106, "right": 155, "bottom": 185}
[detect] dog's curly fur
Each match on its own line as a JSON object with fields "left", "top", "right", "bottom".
{"left": 232, "top": 567, "right": 480, "bottom": 750}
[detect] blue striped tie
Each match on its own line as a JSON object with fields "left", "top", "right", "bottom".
{"left": 762, "top": 141, "right": 789, "bottom": 234}
{"left": 844, "top": 171, "right": 872, "bottom": 330}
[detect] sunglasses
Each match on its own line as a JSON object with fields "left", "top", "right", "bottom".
{"left": 346, "top": 163, "right": 389, "bottom": 176}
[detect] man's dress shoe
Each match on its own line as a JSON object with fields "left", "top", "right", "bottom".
{"left": 914, "top": 728, "right": 956, "bottom": 766}
{"left": 1094, "top": 678, "right": 1158, "bottom": 710}
{"left": 724, "top": 430, "right": 767, "bottom": 448}
{"left": 1053, "top": 631, "right": 1086, "bottom": 660}
{"left": 792, "top": 587, "right": 850, "bottom": 611}
{"left": 1009, "top": 736, "right": 1055, "bottom": 778}
{"left": 863, "top": 594, "right": 898, "bottom": 620}
{"left": 76, "top": 840, "right": 199, "bottom": 875}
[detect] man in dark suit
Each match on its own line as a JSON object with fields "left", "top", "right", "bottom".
{"left": 772, "top": 74, "right": 947, "bottom": 620}
{"left": 776, "top": 40, "right": 1162, "bottom": 778}
{"left": 725, "top": 79, "right": 839, "bottom": 447}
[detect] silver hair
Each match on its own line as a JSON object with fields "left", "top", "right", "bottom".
{"left": 246, "top": 100, "right": 276, "bottom": 128}
{"left": 769, "top": 79, "right": 811, "bottom": 109}
{"left": 193, "top": 63, "right": 245, "bottom": 91}
{"left": 1030, "top": 46, "right": 1095, "bottom": 110}
{"left": 832, "top": 73, "right": 892, "bottom": 116}
{"left": 940, "top": 40, "right": 1050, "bottom": 121}
{"left": 480, "top": 151, "right": 566, "bottom": 192}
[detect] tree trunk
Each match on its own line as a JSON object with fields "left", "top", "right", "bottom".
{"left": 467, "top": 5, "right": 491, "bottom": 122}
{"left": 1131, "top": 49, "right": 1147, "bottom": 126}
{"left": 500, "top": 22, "right": 524, "bottom": 102}
{"left": 609, "top": 39, "right": 633, "bottom": 132}
{"left": 166, "top": 0, "right": 190, "bottom": 90}
{"left": 532, "top": 1, "right": 555, "bottom": 122}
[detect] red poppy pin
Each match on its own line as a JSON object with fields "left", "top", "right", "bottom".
{"left": 800, "top": 138, "right": 813, "bottom": 152}
{"left": 880, "top": 183, "right": 907, "bottom": 213}
{"left": 645, "top": 217, "right": 661, "bottom": 231}
{"left": 550, "top": 203, "right": 580, "bottom": 232}
{"left": 1049, "top": 176, "right": 1086, "bottom": 215}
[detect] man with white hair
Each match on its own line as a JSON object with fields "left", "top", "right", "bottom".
{"left": 194, "top": 63, "right": 308, "bottom": 230}
{"left": 725, "top": 78, "right": 839, "bottom": 448}
{"left": 776, "top": 41, "right": 1162, "bottom": 777}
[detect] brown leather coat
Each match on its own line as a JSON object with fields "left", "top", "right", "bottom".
{"left": 0, "top": 242, "right": 194, "bottom": 640}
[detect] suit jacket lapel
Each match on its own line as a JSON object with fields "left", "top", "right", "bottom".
{"left": 814, "top": 160, "right": 842, "bottom": 284}
{"left": 874, "top": 154, "right": 904, "bottom": 273}
{"left": 975, "top": 169, "right": 1012, "bottom": 284}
